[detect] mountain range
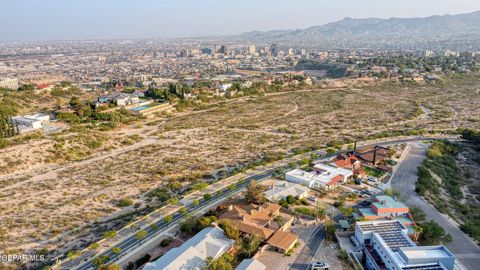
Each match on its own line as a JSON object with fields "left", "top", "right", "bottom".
{"left": 240, "top": 10, "right": 480, "bottom": 40}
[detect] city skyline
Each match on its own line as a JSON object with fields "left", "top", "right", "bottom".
{"left": 1, "top": 0, "right": 480, "bottom": 41}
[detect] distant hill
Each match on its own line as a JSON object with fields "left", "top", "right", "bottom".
{"left": 239, "top": 10, "right": 480, "bottom": 40}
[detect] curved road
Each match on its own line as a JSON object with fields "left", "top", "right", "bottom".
{"left": 391, "top": 142, "right": 480, "bottom": 270}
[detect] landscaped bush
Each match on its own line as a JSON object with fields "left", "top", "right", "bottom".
{"left": 295, "top": 207, "right": 317, "bottom": 217}
{"left": 160, "top": 237, "right": 173, "bottom": 247}
{"left": 116, "top": 198, "right": 133, "bottom": 207}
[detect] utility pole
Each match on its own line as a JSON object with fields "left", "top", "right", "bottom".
{"left": 372, "top": 145, "right": 378, "bottom": 166}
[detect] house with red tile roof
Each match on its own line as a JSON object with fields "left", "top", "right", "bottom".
{"left": 219, "top": 202, "right": 280, "bottom": 240}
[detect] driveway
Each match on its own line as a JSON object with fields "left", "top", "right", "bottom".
{"left": 257, "top": 224, "right": 319, "bottom": 270}
{"left": 289, "top": 225, "right": 326, "bottom": 270}
{"left": 390, "top": 142, "right": 480, "bottom": 270}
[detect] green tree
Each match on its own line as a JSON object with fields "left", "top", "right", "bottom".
{"left": 135, "top": 229, "right": 147, "bottom": 240}
{"left": 413, "top": 225, "right": 423, "bottom": 242}
{"left": 193, "top": 199, "right": 200, "bottom": 207}
{"left": 219, "top": 220, "right": 240, "bottom": 240}
{"left": 180, "top": 217, "right": 198, "bottom": 235}
{"left": 0, "top": 112, "right": 19, "bottom": 139}
{"left": 116, "top": 198, "right": 133, "bottom": 207}
{"left": 458, "top": 128, "right": 480, "bottom": 144}
{"left": 339, "top": 207, "right": 354, "bottom": 218}
{"left": 244, "top": 181, "right": 266, "bottom": 204}
{"left": 420, "top": 221, "right": 452, "bottom": 245}
{"left": 325, "top": 220, "right": 336, "bottom": 241}
{"left": 410, "top": 207, "right": 426, "bottom": 224}
{"left": 93, "top": 255, "right": 110, "bottom": 267}
{"left": 164, "top": 214, "right": 173, "bottom": 223}
{"left": 87, "top": 243, "right": 99, "bottom": 250}
{"left": 240, "top": 234, "right": 262, "bottom": 258}
{"left": 274, "top": 215, "right": 286, "bottom": 227}
{"left": 167, "top": 197, "right": 179, "bottom": 205}
{"left": 111, "top": 247, "right": 122, "bottom": 254}
{"left": 286, "top": 195, "right": 295, "bottom": 205}
{"left": 203, "top": 193, "right": 212, "bottom": 201}
{"left": 204, "top": 253, "right": 233, "bottom": 270}
{"left": 102, "top": 231, "right": 117, "bottom": 239}
{"left": 179, "top": 207, "right": 187, "bottom": 216}
{"left": 278, "top": 199, "right": 289, "bottom": 208}
{"left": 197, "top": 216, "right": 217, "bottom": 231}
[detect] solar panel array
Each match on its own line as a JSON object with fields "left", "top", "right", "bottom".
{"left": 359, "top": 221, "right": 414, "bottom": 251}
{"left": 359, "top": 221, "right": 404, "bottom": 233}
{"left": 377, "top": 230, "right": 414, "bottom": 251}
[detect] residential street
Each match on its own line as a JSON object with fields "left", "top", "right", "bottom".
{"left": 289, "top": 225, "right": 326, "bottom": 270}
{"left": 391, "top": 142, "right": 480, "bottom": 270}
{"left": 68, "top": 136, "right": 456, "bottom": 270}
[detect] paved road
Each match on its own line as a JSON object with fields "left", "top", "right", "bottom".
{"left": 70, "top": 136, "right": 453, "bottom": 270}
{"left": 73, "top": 166, "right": 286, "bottom": 270}
{"left": 391, "top": 142, "right": 480, "bottom": 270}
{"left": 290, "top": 206, "right": 342, "bottom": 270}
{"left": 290, "top": 225, "right": 325, "bottom": 270}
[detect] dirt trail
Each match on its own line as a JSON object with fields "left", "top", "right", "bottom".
{"left": 260, "top": 95, "right": 300, "bottom": 125}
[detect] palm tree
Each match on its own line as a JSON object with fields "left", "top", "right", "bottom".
{"left": 413, "top": 225, "right": 423, "bottom": 242}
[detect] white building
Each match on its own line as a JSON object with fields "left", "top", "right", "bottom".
{"left": 143, "top": 226, "right": 235, "bottom": 270}
{"left": 12, "top": 113, "right": 49, "bottom": 133}
{"left": 313, "top": 163, "right": 353, "bottom": 183}
{"left": 355, "top": 220, "right": 456, "bottom": 270}
{"left": 0, "top": 78, "right": 19, "bottom": 90}
{"left": 98, "top": 92, "right": 140, "bottom": 106}
{"left": 285, "top": 164, "right": 353, "bottom": 190}
{"left": 285, "top": 169, "right": 318, "bottom": 188}
{"left": 263, "top": 180, "right": 309, "bottom": 202}
{"left": 218, "top": 83, "right": 233, "bottom": 92}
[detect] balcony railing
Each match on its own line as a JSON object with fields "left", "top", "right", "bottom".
{"left": 365, "top": 245, "right": 387, "bottom": 270}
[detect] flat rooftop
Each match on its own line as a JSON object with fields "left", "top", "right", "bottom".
{"left": 358, "top": 220, "right": 414, "bottom": 251}
{"left": 400, "top": 246, "right": 454, "bottom": 261}
{"left": 358, "top": 220, "right": 406, "bottom": 233}
{"left": 373, "top": 195, "right": 408, "bottom": 209}
{"left": 313, "top": 163, "right": 353, "bottom": 176}
{"left": 358, "top": 207, "right": 377, "bottom": 217}
{"left": 402, "top": 249, "right": 449, "bottom": 259}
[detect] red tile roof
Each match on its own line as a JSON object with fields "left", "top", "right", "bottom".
{"left": 36, "top": 83, "right": 50, "bottom": 89}
{"left": 327, "top": 174, "right": 345, "bottom": 186}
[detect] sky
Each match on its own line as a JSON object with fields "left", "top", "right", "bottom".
{"left": 1, "top": 0, "right": 480, "bottom": 42}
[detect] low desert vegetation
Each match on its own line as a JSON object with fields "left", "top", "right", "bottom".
{"left": 2, "top": 75, "right": 480, "bottom": 263}
{"left": 416, "top": 131, "right": 480, "bottom": 242}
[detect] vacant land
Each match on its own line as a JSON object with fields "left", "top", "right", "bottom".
{"left": 416, "top": 139, "right": 480, "bottom": 243}
{"left": 1, "top": 75, "right": 480, "bottom": 261}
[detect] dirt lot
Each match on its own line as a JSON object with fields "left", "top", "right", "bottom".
{"left": 1, "top": 75, "right": 480, "bottom": 260}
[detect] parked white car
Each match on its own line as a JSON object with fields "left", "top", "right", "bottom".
{"left": 308, "top": 261, "right": 330, "bottom": 270}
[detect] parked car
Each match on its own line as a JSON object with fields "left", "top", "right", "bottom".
{"left": 309, "top": 195, "right": 318, "bottom": 202}
{"left": 308, "top": 261, "right": 330, "bottom": 270}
